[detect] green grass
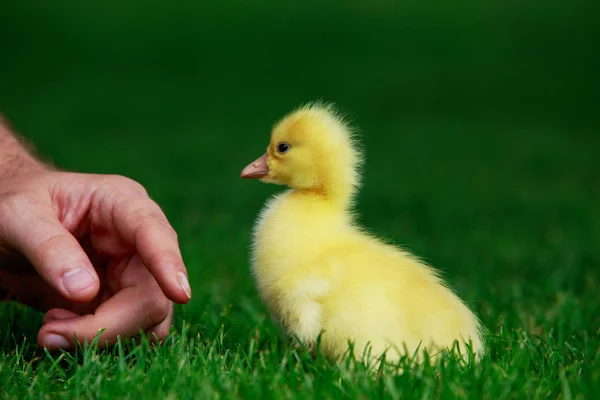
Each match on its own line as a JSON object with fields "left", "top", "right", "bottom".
{"left": 1, "top": 1, "right": 599, "bottom": 398}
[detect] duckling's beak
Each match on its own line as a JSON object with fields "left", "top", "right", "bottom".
{"left": 241, "top": 153, "right": 269, "bottom": 179}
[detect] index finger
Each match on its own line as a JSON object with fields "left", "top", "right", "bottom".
{"left": 94, "top": 195, "right": 191, "bottom": 304}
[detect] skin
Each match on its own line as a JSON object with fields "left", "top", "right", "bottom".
{"left": 0, "top": 115, "right": 192, "bottom": 351}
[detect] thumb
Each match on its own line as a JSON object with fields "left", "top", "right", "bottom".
{"left": 4, "top": 206, "right": 100, "bottom": 302}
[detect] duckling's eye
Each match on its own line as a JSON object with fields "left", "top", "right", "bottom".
{"left": 277, "top": 142, "right": 291, "bottom": 154}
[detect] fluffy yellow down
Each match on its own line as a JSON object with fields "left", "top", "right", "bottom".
{"left": 243, "top": 103, "right": 484, "bottom": 365}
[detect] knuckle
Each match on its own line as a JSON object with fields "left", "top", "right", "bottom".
{"left": 158, "top": 221, "right": 179, "bottom": 240}
{"left": 145, "top": 293, "right": 172, "bottom": 327}
{"left": 140, "top": 200, "right": 164, "bottom": 219}
{"left": 114, "top": 175, "right": 148, "bottom": 196}
{"left": 152, "top": 324, "right": 171, "bottom": 341}
{"left": 101, "top": 175, "right": 148, "bottom": 197}
{"left": 35, "top": 233, "right": 76, "bottom": 261}
{"left": 95, "top": 181, "right": 126, "bottom": 209}
{"left": 125, "top": 199, "right": 165, "bottom": 222}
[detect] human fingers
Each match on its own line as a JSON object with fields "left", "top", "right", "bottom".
{"left": 0, "top": 198, "right": 100, "bottom": 302}
{"left": 37, "top": 285, "right": 172, "bottom": 350}
{"left": 92, "top": 192, "right": 191, "bottom": 304}
{"left": 146, "top": 301, "right": 173, "bottom": 344}
{"left": 42, "top": 308, "right": 79, "bottom": 325}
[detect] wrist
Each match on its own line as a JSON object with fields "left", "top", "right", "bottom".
{"left": 0, "top": 118, "right": 49, "bottom": 181}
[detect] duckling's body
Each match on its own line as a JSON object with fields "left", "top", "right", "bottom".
{"left": 242, "top": 103, "right": 483, "bottom": 363}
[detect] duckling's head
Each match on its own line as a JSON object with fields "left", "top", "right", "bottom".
{"left": 241, "top": 102, "right": 363, "bottom": 206}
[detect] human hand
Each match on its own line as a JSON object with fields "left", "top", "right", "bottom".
{"left": 0, "top": 169, "right": 192, "bottom": 351}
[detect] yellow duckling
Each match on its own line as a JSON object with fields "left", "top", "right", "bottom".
{"left": 241, "top": 103, "right": 484, "bottom": 365}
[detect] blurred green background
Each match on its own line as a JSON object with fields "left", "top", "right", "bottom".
{"left": 1, "top": 0, "right": 599, "bottom": 354}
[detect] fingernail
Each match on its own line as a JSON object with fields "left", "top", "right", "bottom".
{"left": 62, "top": 268, "right": 96, "bottom": 294}
{"left": 177, "top": 272, "right": 192, "bottom": 299}
{"left": 43, "top": 333, "right": 70, "bottom": 350}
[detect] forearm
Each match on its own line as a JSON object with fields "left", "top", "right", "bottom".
{"left": 0, "top": 115, "right": 46, "bottom": 178}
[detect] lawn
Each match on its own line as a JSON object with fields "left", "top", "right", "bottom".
{"left": 0, "top": 1, "right": 599, "bottom": 398}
